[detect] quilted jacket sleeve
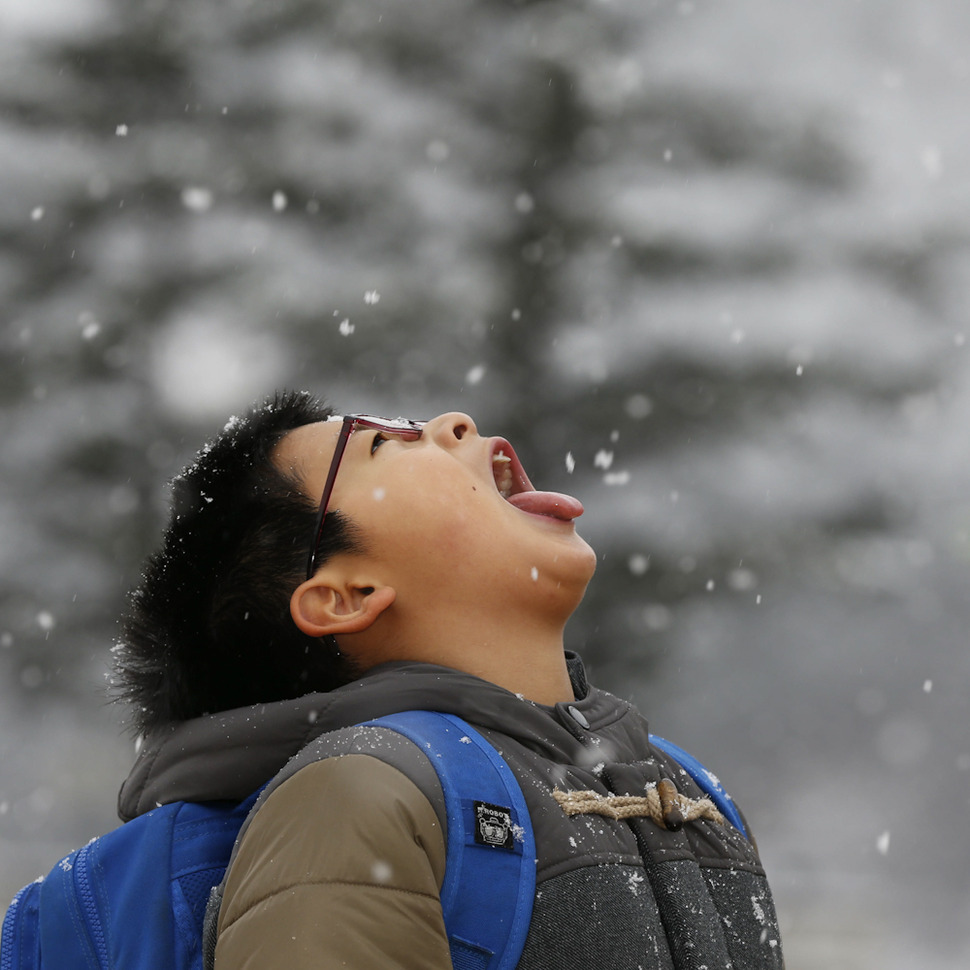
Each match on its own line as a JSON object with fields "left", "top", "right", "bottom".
{"left": 213, "top": 754, "right": 451, "bottom": 970}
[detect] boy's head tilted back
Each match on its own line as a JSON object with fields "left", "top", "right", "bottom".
{"left": 114, "top": 390, "right": 362, "bottom": 735}
{"left": 116, "top": 393, "right": 599, "bottom": 732}
{"left": 281, "top": 410, "right": 597, "bottom": 705}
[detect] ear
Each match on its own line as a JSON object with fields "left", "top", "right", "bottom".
{"left": 290, "top": 574, "right": 396, "bottom": 638}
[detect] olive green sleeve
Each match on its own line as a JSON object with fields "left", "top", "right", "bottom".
{"left": 214, "top": 754, "right": 451, "bottom": 970}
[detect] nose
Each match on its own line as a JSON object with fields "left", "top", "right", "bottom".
{"left": 425, "top": 411, "right": 478, "bottom": 447}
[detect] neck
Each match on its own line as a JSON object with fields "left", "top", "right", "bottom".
{"left": 345, "top": 608, "right": 577, "bottom": 706}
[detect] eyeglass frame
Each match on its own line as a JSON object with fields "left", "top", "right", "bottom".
{"left": 305, "top": 414, "right": 425, "bottom": 580}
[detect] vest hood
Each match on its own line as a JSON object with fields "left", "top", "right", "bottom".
{"left": 117, "top": 652, "right": 649, "bottom": 822}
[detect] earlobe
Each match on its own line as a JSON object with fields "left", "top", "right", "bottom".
{"left": 290, "top": 577, "right": 396, "bottom": 638}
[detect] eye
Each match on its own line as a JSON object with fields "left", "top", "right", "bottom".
{"left": 370, "top": 432, "right": 389, "bottom": 455}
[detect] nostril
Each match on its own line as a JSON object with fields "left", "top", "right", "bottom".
{"left": 453, "top": 424, "right": 466, "bottom": 440}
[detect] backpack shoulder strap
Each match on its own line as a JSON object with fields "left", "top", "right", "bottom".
{"left": 203, "top": 711, "right": 535, "bottom": 970}
{"left": 365, "top": 711, "right": 535, "bottom": 970}
{"left": 649, "top": 734, "right": 748, "bottom": 838}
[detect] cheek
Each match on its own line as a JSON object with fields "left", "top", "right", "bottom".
{"left": 396, "top": 501, "right": 500, "bottom": 573}
{"left": 359, "top": 457, "right": 503, "bottom": 555}
{"left": 374, "top": 461, "right": 484, "bottom": 521}
{"left": 364, "top": 486, "right": 478, "bottom": 545}
{"left": 409, "top": 498, "right": 482, "bottom": 551}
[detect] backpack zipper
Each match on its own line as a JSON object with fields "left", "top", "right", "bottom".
{"left": 1, "top": 882, "right": 37, "bottom": 970}
{"left": 73, "top": 842, "right": 111, "bottom": 969}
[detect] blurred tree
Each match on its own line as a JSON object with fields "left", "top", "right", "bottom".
{"left": 0, "top": 0, "right": 946, "bottom": 703}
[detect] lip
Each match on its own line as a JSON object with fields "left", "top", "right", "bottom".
{"left": 489, "top": 437, "right": 535, "bottom": 498}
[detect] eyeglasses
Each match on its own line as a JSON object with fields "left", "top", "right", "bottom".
{"left": 305, "top": 414, "right": 425, "bottom": 579}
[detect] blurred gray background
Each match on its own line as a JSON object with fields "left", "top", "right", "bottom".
{"left": 1, "top": 1, "right": 968, "bottom": 967}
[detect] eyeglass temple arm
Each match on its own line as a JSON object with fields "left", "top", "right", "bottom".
{"left": 305, "top": 418, "right": 355, "bottom": 579}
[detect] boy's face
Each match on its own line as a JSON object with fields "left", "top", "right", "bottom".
{"left": 277, "top": 411, "right": 597, "bottom": 613}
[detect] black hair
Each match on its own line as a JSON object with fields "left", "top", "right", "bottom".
{"left": 114, "top": 390, "right": 362, "bottom": 735}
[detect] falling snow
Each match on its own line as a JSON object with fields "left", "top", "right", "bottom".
{"left": 604, "top": 471, "right": 630, "bottom": 486}
{"left": 625, "top": 394, "right": 652, "bottom": 419}
{"left": 79, "top": 312, "right": 101, "bottom": 340}
{"left": 181, "top": 187, "right": 213, "bottom": 212}
{"left": 426, "top": 139, "right": 450, "bottom": 163}
{"left": 727, "top": 568, "right": 757, "bottom": 592}
{"left": 628, "top": 554, "right": 649, "bottom": 575}
{"left": 371, "top": 861, "right": 393, "bottom": 883}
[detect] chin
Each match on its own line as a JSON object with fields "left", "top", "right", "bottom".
{"left": 576, "top": 535, "right": 598, "bottom": 577}
{"left": 580, "top": 546, "right": 599, "bottom": 589}
{"left": 554, "top": 535, "right": 599, "bottom": 598}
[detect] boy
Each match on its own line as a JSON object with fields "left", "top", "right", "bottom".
{"left": 114, "top": 391, "right": 783, "bottom": 969}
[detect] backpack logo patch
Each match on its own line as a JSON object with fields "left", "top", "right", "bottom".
{"left": 474, "top": 801, "right": 515, "bottom": 850}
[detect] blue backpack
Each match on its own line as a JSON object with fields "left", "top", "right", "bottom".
{"left": 1, "top": 711, "right": 743, "bottom": 970}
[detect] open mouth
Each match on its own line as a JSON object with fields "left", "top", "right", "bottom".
{"left": 489, "top": 438, "right": 585, "bottom": 522}
{"left": 490, "top": 439, "right": 532, "bottom": 499}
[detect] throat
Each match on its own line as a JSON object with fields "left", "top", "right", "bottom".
{"left": 478, "top": 650, "right": 576, "bottom": 706}
{"left": 392, "top": 610, "right": 576, "bottom": 706}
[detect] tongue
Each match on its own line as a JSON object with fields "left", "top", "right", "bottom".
{"left": 507, "top": 490, "right": 584, "bottom": 521}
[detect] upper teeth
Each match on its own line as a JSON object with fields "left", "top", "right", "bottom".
{"left": 493, "top": 451, "right": 513, "bottom": 498}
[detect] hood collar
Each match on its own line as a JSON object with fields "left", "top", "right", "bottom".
{"left": 118, "top": 652, "right": 638, "bottom": 821}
